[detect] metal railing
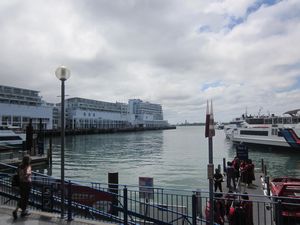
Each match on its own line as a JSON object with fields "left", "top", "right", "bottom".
{"left": 1, "top": 162, "right": 300, "bottom": 225}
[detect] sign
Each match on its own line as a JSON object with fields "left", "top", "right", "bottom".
{"left": 139, "top": 177, "right": 154, "bottom": 199}
{"left": 236, "top": 144, "right": 249, "bottom": 160}
{"left": 207, "top": 164, "right": 214, "bottom": 179}
{"left": 42, "top": 185, "right": 53, "bottom": 212}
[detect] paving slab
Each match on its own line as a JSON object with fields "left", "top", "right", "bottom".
{"left": 0, "top": 206, "right": 116, "bottom": 225}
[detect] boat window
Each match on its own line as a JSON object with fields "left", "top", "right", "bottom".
{"left": 0, "top": 136, "right": 22, "bottom": 141}
{"left": 282, "top": 186, "right": 300, "bottom": 196}
{"left": 240, "top": 130, "right": 268, "bottom": 136}
{"left": 271, "top": 129, "right": 278, "bottom": 135}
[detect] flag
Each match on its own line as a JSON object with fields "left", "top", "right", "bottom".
{"left": 205, "top": 100, "right": 215, "bottom": 138}
{"left": 205, "top": 100, "right": 210, "bottom": 137}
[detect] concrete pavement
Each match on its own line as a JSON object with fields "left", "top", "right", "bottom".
{"left": 0, "top": 206, "right": 116, "bottom": 225}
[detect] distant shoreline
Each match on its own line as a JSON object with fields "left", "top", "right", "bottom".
{"left": 176, "top": 123, "right": 205, "bottom": 126}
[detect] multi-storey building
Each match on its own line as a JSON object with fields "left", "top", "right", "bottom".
{"left": 0, "top": 85, "right": 53, "bottom": 129}
{"left": 0, "top": 85, "right": 168, "bottom": 130}
{"left": 64, "top": 97, "right": 130, "bottom": 129}
{"left": 64, "top": 98, "right": 168, "bottom": 129}
{"left": 128, "top": 99, "right": 168, "bottom": 128}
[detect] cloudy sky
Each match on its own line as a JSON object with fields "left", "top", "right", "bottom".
{"left": 1, "top": 0, "right": 300, "bottom": 124}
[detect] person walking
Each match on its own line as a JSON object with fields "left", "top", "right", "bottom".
{"left": 214, "top": 168, "right": 223, "bottom": 192}
{"left": 13, "top": 155, "right": 32, "bottom": 219}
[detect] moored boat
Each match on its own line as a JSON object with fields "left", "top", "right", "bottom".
{"left": 270, "top": 177, "right": 300, "bottom": 220}
{"left": 225, "top": 109, "right": 300, "bottom": 149}
{"left": 0, "top": 125, "right": 26, "bottom": 148}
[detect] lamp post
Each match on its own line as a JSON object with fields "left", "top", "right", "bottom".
{"left": 55, "top": 66, "right": 71, "bottom": 219}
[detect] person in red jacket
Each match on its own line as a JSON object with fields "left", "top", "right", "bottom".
{"left": 205, "top": 194, "right": 225, "bottom": 225}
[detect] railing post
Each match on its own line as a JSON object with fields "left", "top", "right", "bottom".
{"left": 67, "top": 180, "right": 72, "bottom": 221}
{"left": 123, "top": 186, "right": 128, "bottom": 225}
{"left": 276, "top": 200, "right": 283, "bottom": 225}
{"left": 192, "top": 194, "right": 197, "bottom": 225}
{"left": 265, "top": 176, "right": 270, "bottom": 196}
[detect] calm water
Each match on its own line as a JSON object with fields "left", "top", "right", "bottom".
{"left": 42, "top": 126, "right": 300, "bottom": 190}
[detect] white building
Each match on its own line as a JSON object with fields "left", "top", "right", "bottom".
{"left": 128, "top": 99, "right": 168, "bottom": 128}
{"left": 0, "top": 85, "right": 53, "bottom": 130}
{"left": 0, "top": 85, "right": 169, "bottom": 130}
{"left": 65, "top": 98, "right": 168, "bottom": 129}
{"left": 65, "top": 97, "right": 130, "bottom": 129}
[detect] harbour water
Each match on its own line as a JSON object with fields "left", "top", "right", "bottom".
{"left": 44, "top": 126, "right": 300, "bottom": 191}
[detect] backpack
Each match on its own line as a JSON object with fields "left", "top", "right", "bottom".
{"left": 11, "top": 169, "right": 20, "bottom": 187}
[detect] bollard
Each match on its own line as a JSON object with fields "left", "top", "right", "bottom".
{"left": 192, "top": 194, "right": 197, "bottom": 225}
{"left": 123, "top": 186, "right": 128, "bottom": 225}
{"left": 264, "top": 165, "right": 267, "bottom": 177}
{"left": 265, "top": 176, "right": 270, "bottom": 196}
{"left": 108, "top": 172, "right": 119, "bottom": 216}
{"left": 67, "top": 180, "right": 73, "bottom": 221}
{"left": 261, "top": 159, "right": 264, "bottom": 173}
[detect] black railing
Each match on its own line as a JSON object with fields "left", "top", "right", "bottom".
{"left": 1, "top": 162, "right": 300, "bottom": 225}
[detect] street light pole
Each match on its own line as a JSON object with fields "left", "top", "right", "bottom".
{"left": 55, "top": 66, "right": 71, "bottom": 219}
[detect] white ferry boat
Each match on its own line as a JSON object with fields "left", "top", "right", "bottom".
{"left": 225, "top": 109, "right": 300, "bottom": 149}
{"left": 0, "top": 125, "right": 26, "bottom": 147}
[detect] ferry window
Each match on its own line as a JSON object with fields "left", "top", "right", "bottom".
{"left": 240, "top": 130, "right": 268, "bottom": 136}
{"left": 2, "top": 115, "right": 11, "bottom": 124}
{"left": 271, "top": 129, "right": 278, "bottom": 135}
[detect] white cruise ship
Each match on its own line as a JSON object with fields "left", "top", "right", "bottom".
{"left": 225, "top": 109, "right": 300, "bottom": 149}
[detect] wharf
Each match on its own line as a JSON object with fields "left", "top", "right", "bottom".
{"left": 0, "top": 155, "right": 49, "bottom": 170}
{"left": 43, "top": 125, "right": 176, "bottom": 137}
{"left": 222, "top": 170, "right": 273, "bottom": 225}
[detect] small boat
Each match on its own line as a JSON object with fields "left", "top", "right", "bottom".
{"left": 270, "top": 177, "right": 300, "bottom": 220}
{"left": 0, "top": 125, "right": 26, "bottom": 148}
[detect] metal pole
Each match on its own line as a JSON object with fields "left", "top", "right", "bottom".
{"left": 61, "top": 80, "right": 65, "bottom": 219}
{"left": 208, "top": 137, "right": 214, "bottom": 225}
{"left": 192, "top": 194, "right": 197, "bottom": 225}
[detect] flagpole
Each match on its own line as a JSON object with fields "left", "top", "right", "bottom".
{"left": 208, "top": 137, "right": 214, "bottom": 225}
{"left": 205, "top": 100, "right": 214, "bottom": 225}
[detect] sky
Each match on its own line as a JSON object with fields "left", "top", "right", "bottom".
{"left": 0, "top": 0, "right": 300, "bottom": 124}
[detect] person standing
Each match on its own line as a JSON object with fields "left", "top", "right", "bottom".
{"left": 226, "top": 162, "right": 236, "bottom": 190}
{"left": 214, "top": 168, "right": 223, "bottom": 192}
{"left": 13, "top": 155, "right": 32, "bottom": 219}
